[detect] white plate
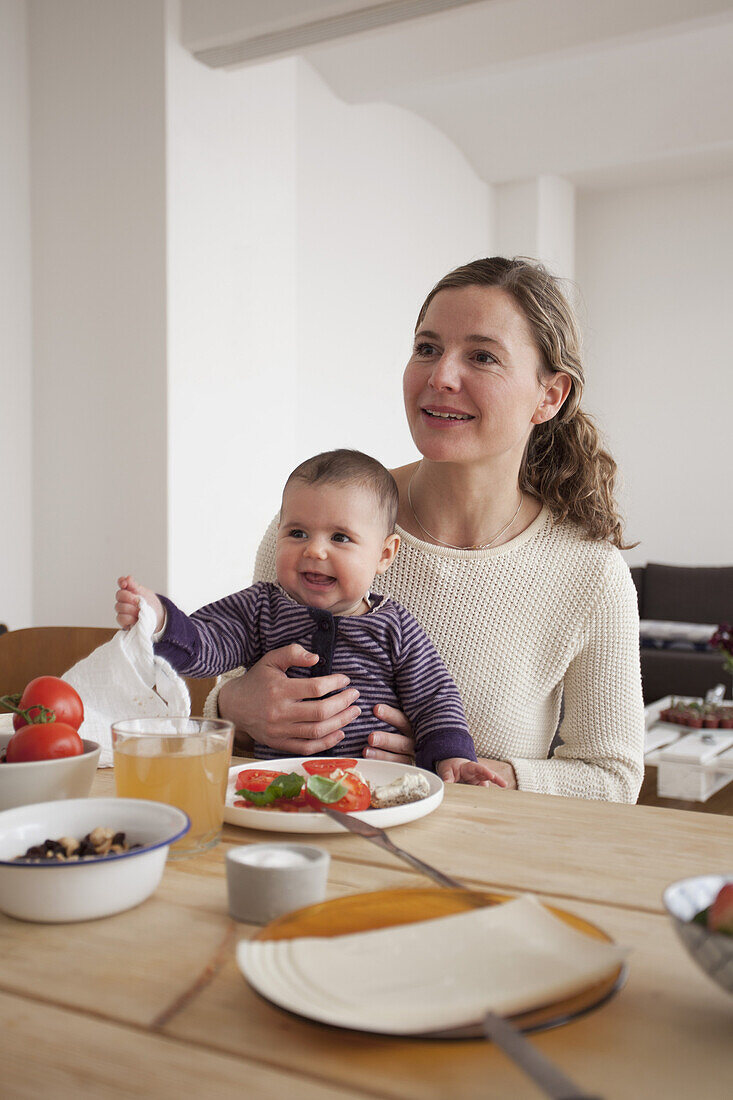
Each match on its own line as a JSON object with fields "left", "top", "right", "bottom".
{"left": 223, "top": 757, "right": 443, "bottom": 833}
{"left": 237, "top": 894, "right": 627, "bottom": 1035}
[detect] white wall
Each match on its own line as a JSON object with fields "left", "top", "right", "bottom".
{"left": 165, "top": 36, "right": 300, "bottom": 612}
{"left": 28, "top": 0, "right": 169, "bottom": 627}
{"left": 294, "top": 60, "right": 491, "bottom": 469}
{"left": 14, "top": 3, "right": 490, "bottom": 629}
{"left": 494, "top": 176, "right": 575, "bottom": 279}
{"left": 576, "top": 174, "right": 733, "bottom": 566}
{"left": 165, "top": 55, "right": 491, "bottom": 611}
{"left": 0, "top": 0, "right": 32, "bottom": 630}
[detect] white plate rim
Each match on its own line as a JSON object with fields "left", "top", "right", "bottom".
{"left": 223, "top": 757, "right": 443, "bottom": 833}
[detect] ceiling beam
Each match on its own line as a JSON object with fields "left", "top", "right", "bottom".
{"left": 189, "top": 0, "right": 487, "bottom": 69}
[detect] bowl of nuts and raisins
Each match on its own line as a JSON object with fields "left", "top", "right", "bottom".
{"left": 0, "top": 797, "right": 189, "bottom": 922}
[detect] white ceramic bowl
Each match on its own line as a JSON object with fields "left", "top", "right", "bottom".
{"left": 0, "top": 730, "right": 101, "bottom": 811}
{"left": 663, "top": 874, "right": 733, "bottom": 996}
{"left": 0, "top": 797, "right": 190, "bottom": 922}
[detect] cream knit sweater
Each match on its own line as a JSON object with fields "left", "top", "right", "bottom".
{"left": 206, "top": 507, "right": 644, "bottom": 802}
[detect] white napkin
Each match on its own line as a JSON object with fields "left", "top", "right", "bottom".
{"left": 63, "top": 599, "right": 190, "bottom": 767}
{"left": 238, "top": 895, "right": 628, "bottom": 1034}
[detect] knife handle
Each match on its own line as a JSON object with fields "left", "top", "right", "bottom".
{"left": 483, "top": 1011, "right": 605, "bottom": 1100}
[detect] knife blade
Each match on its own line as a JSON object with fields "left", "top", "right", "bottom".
{"left": 320, "top": 807, "right": 462, "bottom": 889}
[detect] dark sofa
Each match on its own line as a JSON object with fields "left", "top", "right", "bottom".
{"left": 630, "top": 563, "right": 733, "bottom": 702}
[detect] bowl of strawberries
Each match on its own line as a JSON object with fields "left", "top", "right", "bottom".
{"left": 663, "top": 875, "right": 733, "bottom": 996}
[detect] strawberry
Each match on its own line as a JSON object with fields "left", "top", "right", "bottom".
{"left": 708, "top": 883, "right": 733, "bottom": 935}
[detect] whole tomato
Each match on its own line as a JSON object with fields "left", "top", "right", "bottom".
{"left": 5, "top": 722, "right": 84, "bottom": 763}
{"left": 12, "top": 677, "right": 84, "bottom": 732}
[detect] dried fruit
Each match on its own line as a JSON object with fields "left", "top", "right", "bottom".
{"left": 13, "top": 828, "right": 142, "bottom": 863}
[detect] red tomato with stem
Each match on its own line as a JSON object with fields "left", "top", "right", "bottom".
{"left": 12, "top": 677, "right": 84, "bottom": 732}
{"left": 305, "top": 771, "right": 371, "bottom": 813}
{"left": 302, "top": 759, "right": 358, "bottom": 776}
{"left": 5, "top": 722, "right": 84, "bottom": 763}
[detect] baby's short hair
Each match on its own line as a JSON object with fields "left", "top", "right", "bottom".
{"left": 284, "top": 449, "right": 399, "bottom": 534}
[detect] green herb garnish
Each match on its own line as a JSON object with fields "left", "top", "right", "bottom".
{"left": 305, "top": 774, "right": 347, "bottom": 804}
{"left": 236, "top": 772, "right": 304, "bottom": 806}
{"left": 235, "top": 770, "right": 348, "bottom": 808}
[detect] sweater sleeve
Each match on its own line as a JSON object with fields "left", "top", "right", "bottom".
{"left": 155, "top": 585, "right": 267, "bottom": 677}
{"left": 203, "top": 517, "right": 279, "bottom": 717}
{"left": 506, "top": 558, "right": 645, "bottom": 802}
{"left": 392, "top": 608, "right": 477, "bottom": 772}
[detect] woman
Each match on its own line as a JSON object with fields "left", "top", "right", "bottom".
{"left": 206, "top": 257, "right": 644, "bottom": 801}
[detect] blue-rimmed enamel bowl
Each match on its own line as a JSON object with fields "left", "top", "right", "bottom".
{"left": 0, "top": 797, "right": 189, "bottom": 922}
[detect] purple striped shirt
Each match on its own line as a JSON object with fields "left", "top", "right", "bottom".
{"left": 155, "top": 582, "right": 475, "bottom": 771}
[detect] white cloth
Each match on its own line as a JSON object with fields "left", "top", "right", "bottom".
{"left": 63, "top": 600, "right": 190, "bottom": 767}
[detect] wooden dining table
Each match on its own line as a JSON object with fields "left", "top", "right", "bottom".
{"left": 1, "top": 765, "right": 732, "bottom": 1099}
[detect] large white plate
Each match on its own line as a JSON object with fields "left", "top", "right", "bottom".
{"left": 237, "top": 891, "right": 627, "bottom": 1037}
{"left": 223, "top": 757, "right": 443, "bottom": 833}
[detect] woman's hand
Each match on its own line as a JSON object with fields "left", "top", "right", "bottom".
{"left": 477, "top": 758, "right": 517, "bottom": 789}
{"left": 362, "top": 705, "right": 416, "bottom": 763}
{"left": 217, "top": 644, "right": 362, "bottom": 756}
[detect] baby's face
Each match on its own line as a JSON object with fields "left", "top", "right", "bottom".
{"left": 275, "top": 480, "right": 397, "bottom": 616}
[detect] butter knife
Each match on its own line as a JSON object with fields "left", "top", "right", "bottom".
{"left": 323, "top": 808, "right": 605, "bottom": 1100}
{"left": 320, "top": 807, "right": 462, "bottom": 889}
{"left": 482, "top": 1012, "right": 603, "bottom": 1099}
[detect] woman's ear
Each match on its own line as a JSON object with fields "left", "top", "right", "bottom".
{"left": 531, "top": 372, "right": 572, "bottom": 425}
{"left": 376, "top": 533, "right": 401, "bottom": 575}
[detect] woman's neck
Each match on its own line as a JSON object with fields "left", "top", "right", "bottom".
{"left": 396, "top": 460, "right": 540, "bottom": 550}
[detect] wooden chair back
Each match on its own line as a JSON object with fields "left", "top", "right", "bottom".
{"left": 0, "top": 626, "right": 216, "bottom": 716}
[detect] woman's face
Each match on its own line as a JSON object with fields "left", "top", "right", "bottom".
{"left": 403, "top": 285, "right": 552, "bottom": 468}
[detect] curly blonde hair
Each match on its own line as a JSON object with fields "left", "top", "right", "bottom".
{"left": 416, "top": 257, "right": 632, "bottom": 548}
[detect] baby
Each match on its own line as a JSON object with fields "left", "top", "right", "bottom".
{"left": 116, "top": 449, "right": 505, "bottom": 786}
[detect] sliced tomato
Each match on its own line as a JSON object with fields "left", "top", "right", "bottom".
{"left": 235, "top": 768, "right": 285, "bottom": 793}
{"left": 233, "top": 792, "right": 311, "bottom": 813}
{"left": 302, "top": 758, "right": 358, "bottom": 776}
{"left": 272, "top": 791, "right": 312, "bottom": 813}
{"left": 305, "top": 771, "right": 371, "bottom": 813}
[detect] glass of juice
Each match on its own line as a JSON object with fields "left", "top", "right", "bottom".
{"left": 111, "top": 717, "right": 234, "bottom": 859}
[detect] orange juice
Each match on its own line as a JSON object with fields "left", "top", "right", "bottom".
{"left": 113, "top": 730, "right": 231, "bottom": 857}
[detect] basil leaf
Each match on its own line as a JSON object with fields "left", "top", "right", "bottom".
{"left": 691, "top": 906, "right": 710, "bottom": 927}
{"left": 306, "top": 774, "right": 348, "bottom": 804}
{"left": 236, "top": 772, "right": 304, "bottom": 806}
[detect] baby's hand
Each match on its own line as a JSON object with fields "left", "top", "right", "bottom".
{"left": 437, "top": 758, "right": 509, "bottom": 788}
{"left": 115, "top": 576, "right": 165, "bottom": 633}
